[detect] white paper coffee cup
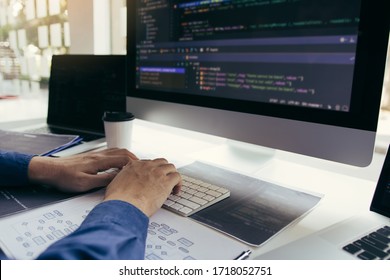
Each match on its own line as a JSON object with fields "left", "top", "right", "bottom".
{"left": 102, "top": 111, "right": 135, "bottom": 150}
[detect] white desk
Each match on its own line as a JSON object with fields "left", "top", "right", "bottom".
{"left": 0, "top": 117, "right": 388, "bottom": 259}
{"left": 127, "top": 119, "right": 387, "bottom": 259}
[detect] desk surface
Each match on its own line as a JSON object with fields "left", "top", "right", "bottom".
{"left": 0, "top": 117, "right": 388, "bottom": 259}
{"left": 126, "top": 119, "right": 387, "bottom": 258}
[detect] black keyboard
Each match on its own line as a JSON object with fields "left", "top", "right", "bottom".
{"left": 342, "top": 225, "right": 390, "bottom": 260}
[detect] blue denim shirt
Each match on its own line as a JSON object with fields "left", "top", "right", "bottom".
{"left": 0, "top": 150, "right": 35, "bottom": 186}
{"left": 37, "top": 200, "right": 148, "bottom": 260}
{"left": 0, "top": 150, "right": 149, "bottom": 259}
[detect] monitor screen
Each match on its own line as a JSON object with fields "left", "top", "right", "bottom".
{"left": 126, "top": 0, "right": 389, "bottom": 167}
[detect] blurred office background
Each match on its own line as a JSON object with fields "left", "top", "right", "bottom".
{"left": 0, "top": 0, "right": 126, "bottom": 122}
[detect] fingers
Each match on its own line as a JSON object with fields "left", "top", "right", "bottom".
{"left": 81, "top": 149, "right": 139, "bottom": 173}
{"left": 147, "top": 158, "right": 175, "bottom": 171}
{"left": 87, "top": 148, "right": 139, "bottom": 160}
{"left": 125, "top": 158, "right": 182, "bottom": 194}
{"left": 168, "top": 172, "right": 182, "bottom": 195}
{"left": 145, "top": 158, "right": 182, "bottom": 181}
{"left": 149, "top": 158, "right": 182, "bottom": 194}
{"left": 81, "top": 172, "right": 118, "bottom": 190}
{"left": 94, "top": 156, "right": 131, "bottom": 172}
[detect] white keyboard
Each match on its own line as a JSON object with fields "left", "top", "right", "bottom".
{"left": 163, "top": 175, "right": 230, "bottom": 217}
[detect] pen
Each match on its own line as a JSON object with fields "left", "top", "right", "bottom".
{"left": 234, "top": 249, "right": 251, "bottom": 260}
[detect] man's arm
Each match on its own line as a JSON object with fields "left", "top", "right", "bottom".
{"left": 37, "top": 200, "right": 149, "bottom": 260}
{"left": 0, "top": 150, "right": 35, "bottom": 186}
{"left": 0, "top": 149, "right": 181, "bottom": 260}
{"left": 37, "top": 159, "right": 182, "bottom": 260}
{"left": 28, "top": 148, "right": 137, "bottom": 192}
{"left": 0, "top": 148, "right": 136, "bottom": 190}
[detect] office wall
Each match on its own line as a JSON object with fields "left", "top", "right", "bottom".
{"left": 67, "top": 0, "right": 94, "bottom": 54}
{"left": 110, "top": 0, "right": 126, "bottom": 54}
{"left": 68, "top": 0, "right": 124, "bottom": 55}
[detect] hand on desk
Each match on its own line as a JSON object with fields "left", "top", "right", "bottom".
{"left": 27, "top": 148, "right": 182, "bottom": 217}
{"left": 0, "top": 148, "right": 182, "bottom": 259}
{"left": 28, "top": 148, "right": 138, "bottom": 193}
{"left": 104, "top": 158, "right": 182, "bottom": 217}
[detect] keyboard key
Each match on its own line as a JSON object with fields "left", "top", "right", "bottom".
{"left": 342, "top": 243, "right": 361, "bottom": 255}
{"left": 170, "top": 203, "right": 184, "bottom": 211}
{"left": 206, "top": 184, "right": 219, "bottom": 191}
{"left": 206, "top": 190, "right": 222, "bottom": 197}
{"left": 357, "top": 251, "right": 377, "bottom": 260}
{"left": 186, "top": 189, "right": 197, "bottom": 195}
{"left": 203, "top": 194, "right": 216, "bottom": 201}
{"left": 169, "top": 195, "right": 180, "bottom": 201}
{"left": 177, "top": 198, "right": 200, "bottom": 210}
{"left": 163, "top": 200, "right": 175, "bottom": 207}
{"left": 179, "top": 207, "right": 193, "bottom": 215}
{"left": 180, "top": 192, "right": 192, "bottom": 199}
{"left": 189, "top": 196, "right": 208, "bottom": 205}
{"left": 218, "top": 188, "right": 230, "bottom": 194}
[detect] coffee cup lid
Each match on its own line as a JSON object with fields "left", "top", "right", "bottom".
{"left": 102, "top": 111, "right": 135, "bottom": 122}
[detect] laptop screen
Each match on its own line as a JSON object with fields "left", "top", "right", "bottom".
{"left": 370, "top": 145, "right": 390, "bottom": 218}
{"left": 47, "top": 55, "right": 126, "bottom": 134}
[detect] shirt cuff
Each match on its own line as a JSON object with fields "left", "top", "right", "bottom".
{"left": 0, "top": 151, "right": 35, "bottom": 186}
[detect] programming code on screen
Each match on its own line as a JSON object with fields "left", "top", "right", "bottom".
{"left": 135, "top": 0, "right": 361, "bottom": 112}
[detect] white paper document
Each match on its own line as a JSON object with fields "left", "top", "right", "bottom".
{"left": 0, "top": 190, "right": 248, "bottom": 260}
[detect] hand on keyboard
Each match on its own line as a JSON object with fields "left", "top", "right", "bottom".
{"left": 163, "top": 175, "right": 230, "bottom": 216}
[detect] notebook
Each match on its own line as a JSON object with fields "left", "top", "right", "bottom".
{"left": 256, "top": 145, "right": 390, "bottom": 260}
{"left": 14, "top": 55, "right": 126, "bottom": 154}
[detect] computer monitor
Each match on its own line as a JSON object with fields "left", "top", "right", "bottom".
{"left": 126, "top": 0, "right": 389, "bottom": 167}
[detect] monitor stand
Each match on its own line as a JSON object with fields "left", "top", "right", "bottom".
{"left": 191, "top": 139, "right": 276, "bottom": 174}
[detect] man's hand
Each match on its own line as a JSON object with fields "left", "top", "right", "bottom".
{"left": 28, "top": 148, "right": 137, "bottom": 192}
{"left": 103, "top": 158, "right": 182, "bottom": 217}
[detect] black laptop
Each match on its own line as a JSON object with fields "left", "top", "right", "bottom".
{"left": 25, "top": 54, "right": 126, "bottom": 142}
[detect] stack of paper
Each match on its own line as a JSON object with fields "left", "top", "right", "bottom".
{"left": 0, "top": 129, "right": 82, "bottom": 156}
